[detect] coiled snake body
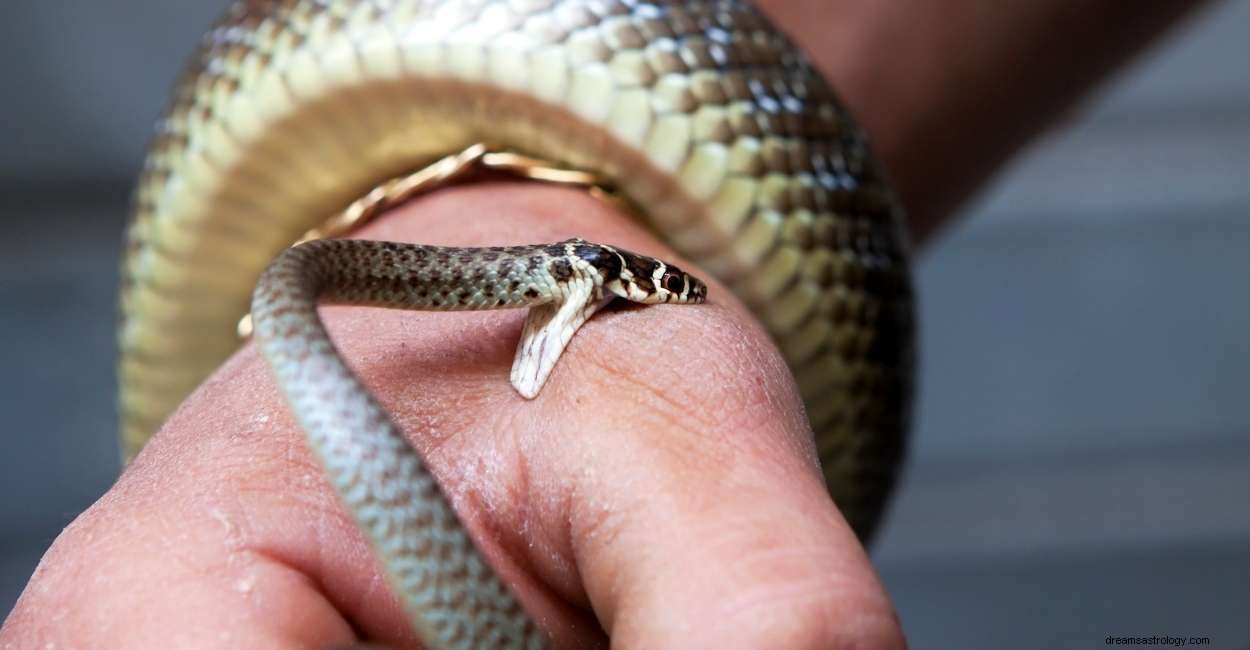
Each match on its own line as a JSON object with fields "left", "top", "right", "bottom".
{"left": 119, "top": 0, "right": 915, "bottom": 646}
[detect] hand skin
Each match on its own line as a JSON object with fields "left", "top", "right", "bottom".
{"left": 3, "top": 183, "right": 900, "bottom": 648}
{"left": 0, "top": 2, "right": 1212, "bottom": 648}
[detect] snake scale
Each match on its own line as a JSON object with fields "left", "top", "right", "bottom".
{"left": 253, "top": 238, "right": 704, "bottom": 646}
{"left": 119, "top": 0, "right": 915, "bottom": 646}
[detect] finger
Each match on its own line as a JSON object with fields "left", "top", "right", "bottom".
{"left": 542, "top": 300, "right": 908, "bottom": 649}
{"left": 0, "top": 405, "right": 366, "bottom": 648}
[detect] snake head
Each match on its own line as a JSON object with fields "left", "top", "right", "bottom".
{"left": 640, "top": 259, "right": 708, "bottom": 304}
{"left": 600, "top": 246, "right": 707, "bottom": 305}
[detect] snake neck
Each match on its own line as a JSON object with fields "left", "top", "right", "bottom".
{"left": 261, "top": 239, "right": 589, "bottom": 312}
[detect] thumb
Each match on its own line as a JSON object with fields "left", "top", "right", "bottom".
{"left": 550, "top": 306, "right": 906, "bottom": 648}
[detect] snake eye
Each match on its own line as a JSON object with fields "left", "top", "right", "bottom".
{"left": 662, "top": 272, "right": 684, "bottom": 293}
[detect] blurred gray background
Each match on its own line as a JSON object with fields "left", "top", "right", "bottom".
{"left": 2, "top": 1, "right": 1248, "bottom": 647}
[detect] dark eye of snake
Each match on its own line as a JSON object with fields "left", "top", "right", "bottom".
{"left": 662, "top": 273, "right": 684, "bottom": 293}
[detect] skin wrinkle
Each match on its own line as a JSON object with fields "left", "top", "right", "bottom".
{"left": 322, "top": 306, "right": 522, "bottom": 454}
{"left": 155, "top": 345, "right": 417, "bottom": 644}
{"left": 563, "top": 440, "right": 646, "bottom": 559}
{"left": 577, "top": 367, "right": 737, "bottom": 492}
{"left": 710, "top": 577, "right": 857, "bottom": 640}
{"left": 490, "top": 404, "right": 595, "bottom": 611}
{"left": 314, "top": 521, "right": 414, "bottom": 645}
{"left": 693, "top": 517, "right": 867, "bottom": 602}
{"left": 578, "top": 308, "right": 727, "bottom": 405}
{"left": 568, "top": 478, "right": 661, "bottom": 638}
{"left": 470, "top": 477, "right": 605, "bottom": 645}
{"left": 182, "top": 350, "right": 415, "bottom": 645}
{"left": 553, "top": 368, "right": 732, "bottom": 635}
{"left": 576, "top": 304, "right": 817, "bottom": 482}
{"left": 184, "top": 438, "right": 325, "bottom": 578}
{"left": 47, "top": 457, "right": 360, "bottom": 647}
{"left": 577, "top": 353, "right": 712, "bottom": 449}
{"left": 449, "top": 433, "right": 555, "bottom": 605}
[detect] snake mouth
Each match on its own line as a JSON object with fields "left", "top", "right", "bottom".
{"left": 686, "top": 277, "right": 709, "bottom": 303}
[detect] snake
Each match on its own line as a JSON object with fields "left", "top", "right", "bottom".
{"left": 118, "top": 0, "right": 915, "bottom": 646}
{"left": 252, "top": 238, "right": 705, "bottom": 646}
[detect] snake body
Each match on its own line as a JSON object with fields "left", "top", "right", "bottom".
{"left": 252, "top": 238, "right": 703, "bottom": 646}
{"left": 120, "top": 0, "right": 915, "bottom": 645}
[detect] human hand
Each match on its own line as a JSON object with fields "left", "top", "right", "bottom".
{"left": 3, "top": 0, "right": 1209, "bottom": 644}
{"left": 1, "top": 183, "right": 904, "bottom": 648}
